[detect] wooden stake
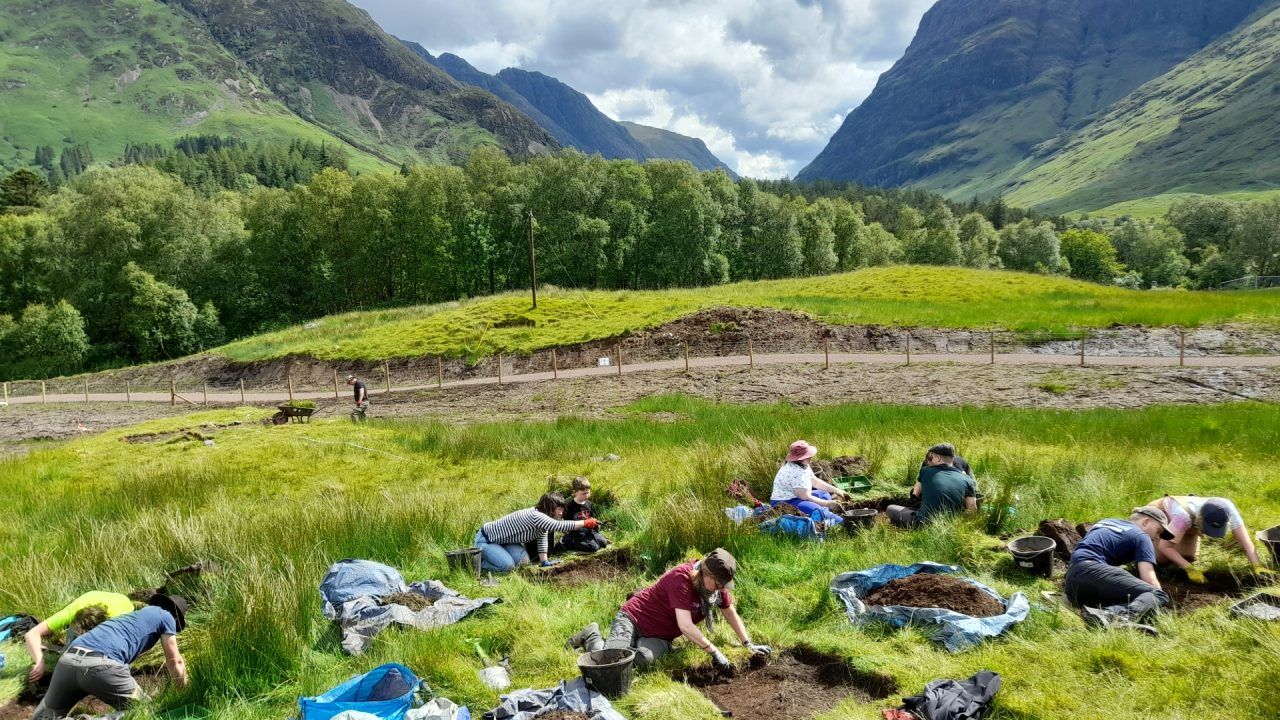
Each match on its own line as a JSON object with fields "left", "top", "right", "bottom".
{"left": 287, "top": 374, "right": 294, "bottom": 402}
{"left": 1079, "top": 331, "right": 1086, "bottom": 367}
{"left": 333, "top": 369, "right": 340, "bottom": 400}
{"left": 83, "top": 378, "right": 89, "bottom": 403}
{"left": 551, "top": 349, "right": 558, "bottom": 379}
{"left": 498, "top": 355, "right": 503, "bottom": 384}
{"left": 683, "top": 342, "right": 690, "bottom": 372}
{"left": 239, "top": 378, "right": 245, "bottom": 404}
{"left": 906, "top": 332, "right": 912, "bottom": 366}
{"left": 748, "top": 339, "right": 754, "bottom": 369}
{"left": 202, "top": 382, "right": 208, "bottom": 406}
{"left": 2, "top": 381, "right": 7, "bottom": 404}
{"left": 125, "top": 380, "right": 131, "bottom": 403}
{"left": 437, "top": 357, "right": 444, "bottom": 388}
{"left": 1179, "top": 330, "right": 1186, "bottom": 367}
{"left": 990, "top": 331, "right": 996, "bottom": 365}
{"left": 384, "top": 361, "right": 391, "bottom": 393}
{"left": 824, "top": 338, "right": 830, "bottom": 370}
{"left": 616, "top": 345, "right": 623, "bottom": 376}
{"left": 41, "top": 381, "right": 46, "bottom": 405}
{"left": 170, "top": 379, "right": 175, "bottom": 407}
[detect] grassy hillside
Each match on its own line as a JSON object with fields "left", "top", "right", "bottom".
{"left": 0, "top": 0, "right": 389, "bottom": 173}
{"left": 620, "top": 122, "right": 736, "bottom": 176}
{"left": 1007, "top": 2, "right": 1280, "bottom": 213}
{"left": 215, "top": 266, "right": 1280, "bottom": 362}
{"left": 1087, "top": 189, "right": 1280, "bottom": 220}
{"left": 1, "top": 400, "right": 1277, "bottom": 719}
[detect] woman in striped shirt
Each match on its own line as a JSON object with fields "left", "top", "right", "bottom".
{"left": 475, "top": 493, "right": 599, "bottom": 572}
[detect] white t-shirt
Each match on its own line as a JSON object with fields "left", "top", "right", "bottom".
{"left": 771, "top": 462, "right": 817, "bottom": 502}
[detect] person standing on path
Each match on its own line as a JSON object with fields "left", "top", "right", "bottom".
{"left": 474, "top": 493, "right": 598, "bottom": 572}
{"left": 32, "top": 595, "right": 188, "bottom": 720}
{"left": 347, "top": 374, "right": 369, "bottom": 422}
{"left": 888, "top": 443, "right": 977, "bottom": 527}
{"left": 24, "top": 591, "right": 135, "bottom": 684}
{"left": 1143, "top": 495, "right": 1273, "bottom": 580}
{"left": 567, "top": 548, "right": 771, "bottom": 671}
{"left": 1064, "top": 508, "right": 1173, "bottom": 628}
{"left": 769, "top": 441, "right": 850, "bottom": 516}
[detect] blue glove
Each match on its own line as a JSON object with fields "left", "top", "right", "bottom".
{"left": 540, "top": 559, "right": 561, "bottom": 567}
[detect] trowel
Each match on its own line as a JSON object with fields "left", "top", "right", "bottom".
{"left": 473, "top": 639, "right": 512, "bottom": 690}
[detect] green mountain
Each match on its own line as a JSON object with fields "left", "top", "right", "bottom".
{"left": 798, "top": 0, "right": 1273, "bottom": 213}
{"left": 0, "top": 0, "right": 555, "bottom": 174}
{"left": 404, "top": 42, "right": 734, "bottom": 173}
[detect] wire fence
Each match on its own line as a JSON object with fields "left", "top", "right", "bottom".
{"left": 3, "top": 326, "right": 1280, "bottom": 406}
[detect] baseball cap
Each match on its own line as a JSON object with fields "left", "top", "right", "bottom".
{"left": 1198, "top": 500, "right": 1231, "bottom": 538}
{"left": 703, "top": 548, "right": 737, "bottom": 589}
{"left": 1131, "top": 506, "right": 1175, "bottom": 541}
{"left": 928, "top": 443, "right": 956, "bottom": 458}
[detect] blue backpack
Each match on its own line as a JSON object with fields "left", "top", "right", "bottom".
{"left": 298, "top": 663, "right": 424, "bottom": 720}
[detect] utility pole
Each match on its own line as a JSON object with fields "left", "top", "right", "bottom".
{"left": 528, "top": 208, "right": 538, "bottom": 309}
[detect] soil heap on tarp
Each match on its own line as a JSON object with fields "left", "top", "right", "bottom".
{"left": 753, "top": 503, "right": 807, "bottom": 522}
{"left": 534, "top": 712, "right": 590, "bottom": 720}
{"left": 1037, "top": 519, "right": 1082, "bottom": 562}
{"left": 865, "top": 573, "right": 1005, "bottom": 618}
{"left": 812, "top": 455, "right": 871, "bottom": 482}
{"left": 677, "top": 649, "right": 897, "bottom": 720}
{"left": 379, "top": 592, "right": 433, "bottom": 611}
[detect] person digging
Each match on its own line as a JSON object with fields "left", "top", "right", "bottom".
{"left": 1143, "top": 494, "right": 1275, "bottom": 582}
{"left": 24, "top": 591, "right": 136, "bottom": 688}
{"left": 566, "top": 548, "right": 771, "bottom": 673}
{"left": 347, "top": 374, "right": 369, "bottom": 422}
{"left": 769, "top": 440, "right": 852, "bottom": 518}
{"left": 1063, "top": 508, "right": 1174, "bottom": 633}
{"left": 888, "top": 443, "right": 977, "bottom": 528}
{"left": 32, "top": 594, "right": 189, "bottom": 720}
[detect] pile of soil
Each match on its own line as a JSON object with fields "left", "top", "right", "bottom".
{"left": 676, "top": 649, "right": 896, "bottom": 720}
{"left": 535, "top": 711, "right": 590, "bottom": 720}
{"left": 1159, "top": 568, "right": 1269, "bottom": 612}
{"left": 865, "top": 573, "right": 1005, "bottom": 618}
{"left": 538, "top": 548, "right": 638, "bottom": 584}
{"left": 379, "top": 592, "right": 433, "bottom": 611}
{"left": 1038, "top": 519, "right": 1082, "bottom": 562}
{"left": 812, "top": 455, "right": 871, "bottom": 482}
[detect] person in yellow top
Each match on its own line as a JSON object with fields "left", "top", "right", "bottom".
{"left": 25, "top": 591, "right": 135, "bottom": 683}
{"left": 1145, "top": 495, "right": 1275, "bottom": 582}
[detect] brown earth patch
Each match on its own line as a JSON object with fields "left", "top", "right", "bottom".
{"left": 811, "top": 455, "right": 871, "bottom": 482}
{"left": 534, "top": 712, "right": 590, "bottom": 720}
{"left": 1037, "top": 519, "right": 1083, "bottom": 562}
{"left": 676, "top": 648, "right": 897, "bottom": 720}
{"left": 379, "top": 591, "right": 434, "bottom": 611}
{"left": 1159, "top": 568, "right": 1273, "bottom": 612}
{"left": 534, "top": 548, "right": 638, "bottom": 584}
{"left": 835, "top": 495, "right": 916, "bottom": 514}
{"left": 865, "top": 573, "right": 1005, "bottom": 618}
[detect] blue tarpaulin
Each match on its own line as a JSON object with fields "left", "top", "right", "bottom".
{"left": 298, "top": 663, "right": 422, "bottom": 720}
{"left": 830, "top": 562, "right": 1030, "bottom": 652}
{"left": 482, "top": 678, "right": 627, "bottom": 720}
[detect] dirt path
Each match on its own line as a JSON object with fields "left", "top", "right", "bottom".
{"left": 2, "top": 362, "right": 1276, "bottom": 446}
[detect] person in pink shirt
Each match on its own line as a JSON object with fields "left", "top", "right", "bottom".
{"left": 1144, "top": 494, "right": 1274, "bottom": 582}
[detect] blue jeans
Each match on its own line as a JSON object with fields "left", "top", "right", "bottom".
{"left": 773, "top": 489, "right": 832, "bottom": 516}
{"left": 474, "top": 529, "right": 530, "bottom": 573}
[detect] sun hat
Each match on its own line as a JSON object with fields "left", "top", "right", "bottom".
{"left": 147, "top": 594, "right": 188, "bottom": 632}
{"left": 785, "top": 440, "right": 818, "bottom": 463}
{"left": 1131, "top": 507, "right": 1175, "bottom": 541}
{"left": 1198, "top": 499, "right": 1231, "bottom": 538}
{"left": 703, "top": 548, "right": 737, "bottom": 589}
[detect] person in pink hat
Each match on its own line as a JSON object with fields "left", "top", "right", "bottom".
{"left": 769, "top": 440, "right": 850, "bottom": 515}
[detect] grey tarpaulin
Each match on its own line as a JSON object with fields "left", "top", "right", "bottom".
{"left": 320, "top": 559, "right": 500, "bottom": 655}
{"left": 902, "top": 670, "right": 1001, "bottom": 720}
{"left": 482, "top": 678, "right": 626, "bottom": 720}
{"left": 830, "top": 562, "right": 1029, "bottom": 653}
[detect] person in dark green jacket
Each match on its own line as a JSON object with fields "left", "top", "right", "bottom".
{"left": 888, "top": 443, "right": 977, "bottom": 527}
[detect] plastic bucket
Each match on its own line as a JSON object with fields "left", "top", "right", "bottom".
{"left": 841, "top": 508, "right": 878, "bottom": 532}
{"left": 577, "top": 648, "right": 635, "bottom": 699}
{"left": 445, "top": 547, "right": 483, "bottom": 575}
{"left": 1258, "top": 525, "right": 1280, "bottom": 567}
{"left": 1008, "top": 535, "right": 1056, "bottom": 578}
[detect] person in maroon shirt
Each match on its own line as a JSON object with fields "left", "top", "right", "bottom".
{"left": 567, "top": 548, "right": 771, "bottom": 671}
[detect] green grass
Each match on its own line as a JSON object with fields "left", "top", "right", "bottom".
{"left": 1, "top": 399, "right": 1279, "bottom": 719}
{"left": 213, "top": 266, "right": 1280, "bottom": 362}
{"left": 1083, "top": 189, "right": 1280, "bottom": 220}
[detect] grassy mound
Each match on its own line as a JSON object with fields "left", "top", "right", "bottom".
{"left": 1, "top": 399, "right": 1278, "bottom": 719}
{"left": 216, "top": 266, "right": 1280, "bottom": 362}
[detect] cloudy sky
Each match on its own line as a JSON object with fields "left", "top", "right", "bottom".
{"left": 349, "top": 0, "right": 938, "bottom": 178}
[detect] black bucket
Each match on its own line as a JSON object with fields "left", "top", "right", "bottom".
{"left": 577, "top": 648, "right": 635, "bottom": 699}
{"left": 1258, "top": 525, "right": 1280, "bottom": 567}
{"left": 1009, "top": 535, "right": 1056, "bottom": 578}
{"left": 841, "top": 508, "right": 878, "bottom": 532}
{"left": 445, "top": 547, "right": 482, "bottom": 575}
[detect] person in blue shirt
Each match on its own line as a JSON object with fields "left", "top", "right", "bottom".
{"left": 1064, "top": 508, "right": 1173, "bottom": 626}
{"left": 33, "top": 595, "right": 188, "bottom": 720}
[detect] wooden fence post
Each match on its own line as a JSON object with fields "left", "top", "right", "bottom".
{"left": 125, "top": 380, "right": 131, "bottom": 403}
{"left": 1079, "top": 331, "right": 1086, "bottom": 367}
{"left": 41, "top": 381, "right": 46, "bottom": 405}
{"left": 202, "top": 382, "right": 208, "bottom": 406}
{"left": 497, "top": 355, "right": 504, "bottom": 385}
{"left": 906, "top": 332, "right": 912, "bottom": 366}
{"left": 2, "top": 382, "right": 7, "bottom": 404}
{"left": 824, "top": 338, "right": 830, "bottom": 370}
{"left": 383, "top": 361, "right": 391, "bottom": 393}
{"left": 287, "top": 374, "right": 294, "bottom": 402}
{"left": 83, "top": 378, "right": 89, "bottom": 403}
{"left": 333, "top": 369, "right": 340, "bottom": 400}
{"left": 683, "top": 343, "right": 690, "bottom": 372}
{"left": 170, "top": 379, "right": 176, "bottom": 407}
{"left": 990, "top": 331, "right": 996, "bottom": 365}
{"left": 1179, "top": 329, "right": 1186, "bottom": 367}
{"left": 748, "top": 339, "right": 754, "bottom": 370}
{"left": 239, "top": 378, "right": 245, "bottom": 404}
{"left": 551, "top": 349, "right": 558, "bottom": 380}
{"left": 616, "top": 345, "right": 623, "bottom": 376}
{"left": 437, "top": 357, "right": 444, "bottom": 388}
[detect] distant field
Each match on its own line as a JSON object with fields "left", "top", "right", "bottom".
{"left": 216, "top": 266, "right": 1280, "bottom": 362}
{"left": 1086, "top": 189, "right": 1280, "bottom": 219}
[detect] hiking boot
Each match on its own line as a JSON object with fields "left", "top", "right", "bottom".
{"left": 566, "top": 622, "right": 598, "bottom": 651}
{"left": 1114, "top": 621, "right": 1160, "bottom": 637}
{"left": 1080, "top": 607, "right": 1111, "bottom": 628}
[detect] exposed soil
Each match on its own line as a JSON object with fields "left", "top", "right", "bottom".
{"left": 534, "top": 548, "right": 638, "bottom": 584}
{"left": 1038, "top": 519, "right": 1083, "bottom": 562}
{"left": 122, "top": 422, "right": 241, "bottom": 444}
{"left": 675, "top": 648, "right": 897, "bottom": 720}
{"left": 379, "top": 591, "right": 434, "bottom": 611}
{"left": 534, "top": 712, "right": 590, "bottom": 720}
{"left": 865, "top": 573, "right": 1006, "bottom": 618}
{"left": 4, "top": 665, "right": 166, "bottom": 718}
{"left": 1158, "top": 568, "right": 1272, "bottom": 612}
{"left": 835, "top": 495, "right": 917, "bottom": 513}
{"left": 811, "top": 455, "right": 871, "bottom": 482}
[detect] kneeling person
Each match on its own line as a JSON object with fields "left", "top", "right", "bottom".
{"left": 1064, "top": 508, "right": 1173, "bottom": 624}
{"left": 1145, "top": 495, "right": 1272, "bottom": 581}
{"left": 888, "top": 443, "right": 977, "bottom": 528}
{"left": 33, "top": 595, "right": 188, "bottom": 720}
{"left": 25, "top": 590, "right": 135, "bottom": 684}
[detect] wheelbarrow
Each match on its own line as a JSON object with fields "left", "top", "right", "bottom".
{"left": 272, "top": 404, "right": 316, "bottom": 425}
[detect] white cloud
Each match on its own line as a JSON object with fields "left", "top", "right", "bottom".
{"left": 351, "top": 0, "right": 939, "bottom": 177}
